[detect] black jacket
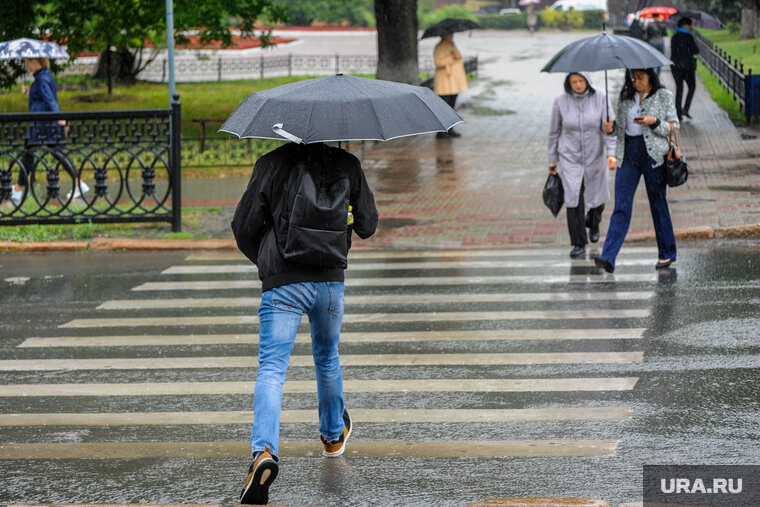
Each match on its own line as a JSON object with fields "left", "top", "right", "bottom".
{"left": 671, "top": 30, "right": 700, "bottom": 70}
{"left": 231, "top": 142, "right": 378, "bottom": 291}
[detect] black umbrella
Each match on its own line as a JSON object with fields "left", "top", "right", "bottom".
{"left": 541, "top": 32, "right": 673, "bottom": 120}
{"left": 421, "top": 18, "right": 480, "bottom": 39}
{"left": 671, "top": 11, "right": 724, "bottom": 30}
{"left": 219, "top": 74, "right": 463, "bottom": 144}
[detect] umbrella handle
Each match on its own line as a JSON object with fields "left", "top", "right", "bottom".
{"left": 272, "top": 123, "right": 303, "bottom": 144}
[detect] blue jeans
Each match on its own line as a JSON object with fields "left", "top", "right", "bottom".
{"left": 251, "top": 281, "right": 346, "bottom": 458}
{"left": 600, "top": 136, "right": 676, "bottom": 269}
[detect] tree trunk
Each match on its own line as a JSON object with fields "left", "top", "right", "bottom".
{"left": 740, "top": 0, "right": 756, "bottom": 40}
{"left": 375, "top": 0, "right": 419, "bottom": 85}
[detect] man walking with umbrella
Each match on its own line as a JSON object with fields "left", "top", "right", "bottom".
{"left": 222, "top": 74, "right": 461, "bottom": 504}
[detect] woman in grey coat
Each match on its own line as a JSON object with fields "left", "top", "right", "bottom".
{"left": 595, "top": 68, "right": 679, "bottom": 273}
{"left": 548, "top": 72, "right": 616, "bottom": 258}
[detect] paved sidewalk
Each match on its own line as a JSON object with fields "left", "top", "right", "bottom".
{"left": 351, "top": 30, "right": 760, "bottom": 249}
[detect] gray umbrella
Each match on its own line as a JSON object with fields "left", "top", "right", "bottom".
{"left": 0, "top": 38, "right": 69, "bottom": 60}
{"left": 219, "top": 74, "right": 462, "bottom": 143}
{"left": 541, "top": 32, "right": 672, "bottom": 73}
{"left": 542, "top": 32, "right": 673, "bottom": 120}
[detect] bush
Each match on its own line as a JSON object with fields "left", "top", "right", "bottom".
{"left": 477, "top": 13, "right": 530, "bottom": 30}
{"left": 540, "top": 8, "right": 563, "bottom": 28}
{"left": 582, "top": 9, "right": 605, "bottom": 29}
{"left": 565, "top": 8, "right": 584, "bottom": 29}
{"left": 727, "top": 21, "right": 740, "bottom": 34}
{"left": 421, "top": 5, "right": 476, "bottom": 29}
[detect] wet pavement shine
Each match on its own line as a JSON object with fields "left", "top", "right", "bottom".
{"left": 1, "top": 239, "right": 760, "bottom": 506}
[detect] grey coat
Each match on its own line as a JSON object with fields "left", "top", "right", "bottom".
{"left": 614, "top": 87, "right": 679, "bottom": 165}
{"left": 548, "top": 73, "right": 616, "bottom": 209}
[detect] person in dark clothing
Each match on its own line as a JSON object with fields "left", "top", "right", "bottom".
{"left": 232, "top": 141, "right": 377, "bottom": 505}
{"left": 10, "top": 57, "right": 87, "bottom": 205}
{"left": 670, "top": 17, "right": 700, "bottom": 121}
{"left": 646, "top": 14, "right": 667, "bottom": 76}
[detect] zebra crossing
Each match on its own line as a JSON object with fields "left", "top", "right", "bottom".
{"left": 0, "top": 246, "right": 653, "bottom": 465}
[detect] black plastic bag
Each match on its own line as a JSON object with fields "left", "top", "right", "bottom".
{"left": 542, "top": 172, "right": 564, "bottom": 217}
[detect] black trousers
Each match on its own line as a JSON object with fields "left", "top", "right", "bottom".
{"left": 672, "top": 67, "right": 696, "bottom": 118}
{"left": 439, "top": 94, "right": 458, "bottom": 108}
{"left": 17, "top": 146, "right": 76, "bottom": 188}
{"left": 566, "top": 181, "right": 604, "bottom": 248}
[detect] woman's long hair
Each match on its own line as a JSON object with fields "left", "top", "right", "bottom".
{"left": 619, "top": 68, "right": 663, "bottom": 101}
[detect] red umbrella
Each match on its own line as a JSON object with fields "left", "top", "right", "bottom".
{"left": 638, "top": 6, "right": 678, "bottom": 19}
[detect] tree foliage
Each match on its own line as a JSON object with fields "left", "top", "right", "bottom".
{"left": 276, "top": 0, "right": 375, "bottom": 27}
{"left": 0, "top": 0, "right": 41, "bottom": 89}
{"left": 37, "top": 0, "right": 287, "bottom": 92}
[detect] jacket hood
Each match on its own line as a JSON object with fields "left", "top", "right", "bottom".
{"left": 564, "top": 71, "right": 596, "bottom": 95}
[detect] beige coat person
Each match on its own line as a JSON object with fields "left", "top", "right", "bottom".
{"left": 433, "top": 37, "right": 468, "bottom": 96}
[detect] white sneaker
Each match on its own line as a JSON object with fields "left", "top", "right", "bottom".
{"left": 66, "top": 182, "right": 89, "bottom": 200}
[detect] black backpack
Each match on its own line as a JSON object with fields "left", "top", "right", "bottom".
{"left": 275, "top": 161, "right": 351, "bottom": 268}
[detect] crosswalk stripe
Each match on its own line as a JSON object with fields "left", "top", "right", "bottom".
{"left": 96, "top": 291, "right": 654, "bottom": 310}
{"left": 0, "top": 407, "right": 632, "bottom": 426}
{"left": 0, "top": 378, "right": 640, "bottom": 396}
{"left": 60, "top": 309, "right": 650, "bottom": 328}
{"left": 0, "top": 440, "right": 620, "bottom": 458}
{"left": 186, "top": 247, "right": 658, "bottom": 261}
{"left": 163, "top": 258, "right": 653, "bottom": 274}
{"left": 133, "top": 274, "right": 658, "bottom": 291}
{"left": 0, "top": 352, "right": 643, "bottom": 371}
{"left": 18, "top": 329, "right": 646, "bottom": 348}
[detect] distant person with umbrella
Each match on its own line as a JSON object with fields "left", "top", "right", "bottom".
{"left": 223, "top": 74, "right": 461, "bottom": 504}
{"left": 422, "top": 18, "right": 478, "bottom": 138}
{"left": 594, "top": 68, "right": 679, "bottom": 273}
{"left": 670, "top": 16, "right": 700, "bottom": 121}
{"left": 434, "top": 34, "right": 467, "bottom": 137}
{"left": 646, "top": 13, "right": 667, "bottom": 75}
{"left": 0, "top": 39, "right": 88, "bottom": 204}
{"left": 548, "top": 72, "right": 616, "bottom": 258}
{"left": 526, "top": 3, "right": 538, "bottom": 35}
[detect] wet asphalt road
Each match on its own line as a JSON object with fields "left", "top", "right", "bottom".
{"left": 1, "top": 240, "right": 759, "bottom": 506}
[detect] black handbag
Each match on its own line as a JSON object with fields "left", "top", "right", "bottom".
{"left": 664, "top": 121, "right": 688, "bottom": 187}
{"left": 542, "top": 171, "right": 564, "bottom": 217}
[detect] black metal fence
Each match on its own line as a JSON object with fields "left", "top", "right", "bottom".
{"left": 0, "top": 99, "right": 182, "bottom": 231}
{"left": 693, "top": 29, "right": 760, "bottom": 123}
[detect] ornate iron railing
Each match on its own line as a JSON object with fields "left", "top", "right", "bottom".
{"left": 139, "top": 54, "right": 452, "bottom": 82}
{"left": 0, "top": 99, "right": 182, "bottom": 230}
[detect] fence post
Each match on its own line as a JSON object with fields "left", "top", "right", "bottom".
{"left": 170, "top": 94, "right": 182, "bottom": 232}
{"left": 260, "top": 55, "right": 264, "bottom": 80}
{"left": 162, "top": 59, "right": 167, "bottom": 82}
{"left": 746, "top": 73, "right": 760, "bottom": 124}
{"left": 218, "top": 58, "right": 222, "bottom": 81}
{"left": 288, "top": 54, "right": 292, "bottom": 76}
{"left": 335, "top": 54, "right": 339, "bottom": 74}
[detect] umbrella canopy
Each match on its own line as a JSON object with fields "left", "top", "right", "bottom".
{"left": 219, "top": 74, "right": 463, "bottom": 144}
{"left": 421, "top": 18, "right": 480, "bottom": 39}
{"left": 638, "top": 6, "right": 678, "bottom": 19}
{"left": 541, "top": 32, "right": 672, "bottom": 73}
{"left": 671, "top": 10, "right": 724, "bottom": 30}
{"left": 0, "top": 38, "right": 69, "bottom": 60}
{"left": 518, "top": 0, "right": 540, "bottom": 4}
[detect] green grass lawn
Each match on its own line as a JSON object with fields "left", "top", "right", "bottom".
{"left": 0, "top": 76, "right": 314, "bottom": 138}
{"left": 697, "top": 29, "right": 760, "bottom": 73}
{"left": 696, "top": 64, "right": 744, "bottom": 124}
